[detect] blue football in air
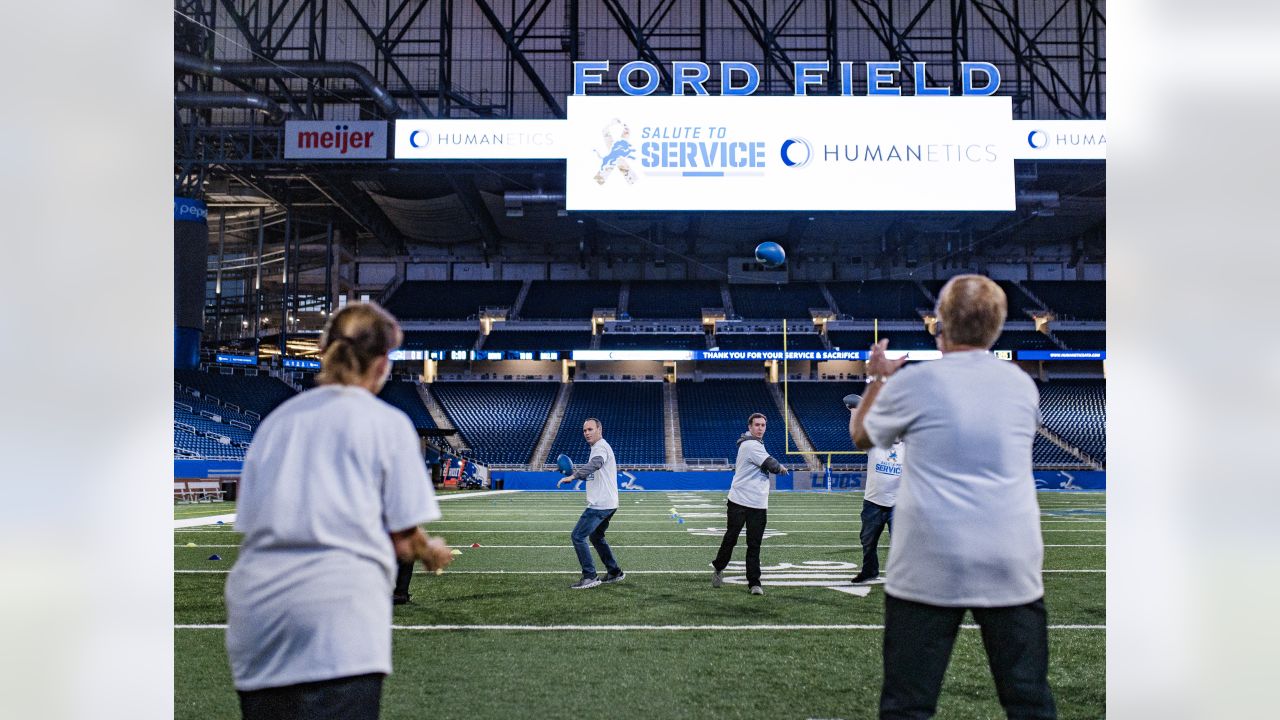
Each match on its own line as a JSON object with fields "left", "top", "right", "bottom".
{"left": 755, "top": 241, "right": 786, "bottom": 268}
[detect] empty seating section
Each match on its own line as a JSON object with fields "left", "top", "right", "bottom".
{"left": 715, "top": 334, "right": 825, "bottom": 351}
{"left": 730, "top": 283, "right": 828, "bottom": 319}
{"left": 483, "top": 331, "right": 594, "bottom": 351}
{"left": 627, "top": 281, "right": 723, "bottom": 319}
{"left": 175, "top": 390, "right": 258, "bottom": 425}
{"left": 1033, "top": 436, "right": 1085, "bottom": 467}
{"left": 828, "top": 330, "right": 938, "bottom": 351}
{"left": 993, "top": 330, "right": 1059, "bottom": 350}
{"left": 677, "top": 380, "right": 794, "bottom": 466}
{"left": 924, "top": 279, "right": 1035, "bottom": 320}
{"left": 401, "top": 330, "right": 478, "bottom": 350}
{"left": 1037, "top": 380, "right": 1106, "bottom": 465}
{"left": 174, "top": 426, "right": 243, "bottom": 459}
{"left": 601, "top": 334, "right": 707, "bottom": 350}
{"left": 384, "top": 280, "right": 523, "bottom": 320}
{"left": 1022, "top": 281, "right": 1105, "bottom": 320}
{"left": 548, "top": 383, "right": 666, "bottom": 465}
{"left": 377, "top": 381, "right": 435, "bottom": 429}
{"left": 1054, "top": 330, "right": 1107, "bottom": 349}
{"left": 828, "top": 281, "right": 930, "bottom": 320}
{"left": 784, "top": 382, "right": 864, "bottom": 456}
{"left": 430, "top": 382, "right": 558, "bottom": 464}
{"left": 175, "top": 369, "right": 297, "bottom": 418}
{"left": 175, "top": 408, "right": 254, "bottom": 444}
{"left": 520, "top": 280, "right": 620, "bottom": 319}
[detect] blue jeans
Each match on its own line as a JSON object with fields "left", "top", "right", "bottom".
{"left": 859, "top": 499, "right": 894, "bottom": 579}
{"left": 571, "top": 508, "right": 621, "bottom": 579}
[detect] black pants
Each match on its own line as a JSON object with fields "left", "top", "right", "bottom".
{"left": 393, "top": 560, "right": 414, "bottom": 600}
{"left": 239, "top": 673, "right": 384, "bottom": 720}
{"left": 711, "top": 500, "right": 768, "bottom": 586}
{"left": 881, "top": 595, "right": 1056, "bottom": 720}
{"left": 859, "top": 499, "right": 894, "bottom": 579}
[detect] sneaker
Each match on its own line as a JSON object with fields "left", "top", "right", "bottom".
{"left": 711, "top": 570, "right": 724, "bottom": 588}
{"left": 601, "top": 571, "right": 626, "bottom": 584}
{"left": 749, "top": 585, "right": 764, "bottom": 596}
{"left": 850, "top": 575, "right": 883, "bottom": 585}
{"left": 392, "top": 593, "right": 411, "bottom": 605}
{"left": 570, "top": 577, "right": 602, "bottom": 590}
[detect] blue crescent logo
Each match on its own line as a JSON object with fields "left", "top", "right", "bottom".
{"left": 1027, "top": 130, "right": 1047, "bottom": 149}
{"left": 409, "top": 130, "right": 427, "bottom": 148}
{"left": 780, "top": 137, "right": 812, "bottom": 168}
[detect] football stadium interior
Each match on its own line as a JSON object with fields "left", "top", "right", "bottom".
{"left": 175, "top": 1, "right": 1105, "bottom": 717}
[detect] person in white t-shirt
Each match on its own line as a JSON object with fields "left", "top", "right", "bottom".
{"left": 850, "top": 275, "right": 1056, "bottom": 719}
{"left": 851, "top": 427, "right": 904, "bottom": 586}
{"left": 557, "top": 418, "right": 624, "bottom": 589}
{"left": 225, "top": 302, "right": 454, "bottom": 720}
{"left": 710, "top": 413, "right": 788, "bottom": 595}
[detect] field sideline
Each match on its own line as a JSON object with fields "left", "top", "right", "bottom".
{"left": 175, "top": 490, "right": 1105, "bottom": 719}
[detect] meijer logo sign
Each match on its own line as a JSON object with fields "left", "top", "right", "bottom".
{"left": 285, "top": 120, "right": 388, "bottom": 159}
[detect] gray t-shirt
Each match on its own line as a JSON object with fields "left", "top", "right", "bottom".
{"left": 728, "top": 435, "right": 773, "bottom": 510}
{"left": 863, "top": 351, "right": 1043, "bottom": 607}
{"left": 584, "top": 438, "right": 619, "bottom": 510}
{"left": 225, "top": 385, "right": 441, "bottom": 691}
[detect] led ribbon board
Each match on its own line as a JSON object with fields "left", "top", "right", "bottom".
{"left": 396, "top": 107, "right": 1101, "bottom": 212}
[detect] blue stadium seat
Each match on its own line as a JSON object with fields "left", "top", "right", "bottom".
{"left": 401, "top": 330, "right": 479, "bottom": 351}
{"left": 1053, "top": 330, "right": 1106, "bottom": 349}
{"left": 782, "top": 381, "right": 864, "bottom": 456}
{"left": 677, "top": 380, "right": 798, "bottom": 468}
{"left": 174, "top": 369, "right": 296, "bottom": 418}
{"left": 627, "top": 281, "right": 723, "bottom": 319}
{"left": 548, "top": 383, "right": 666, "bottom": 466}
{"left": 1022, "top": 281, "right": 1105, "bottom": 321}
{"left": 384, "top": 281, "right": 523, "bottom": 320}
{"left": 1037, "top": 379, "right": 1106, "bottom": 465}
{"left": 429, "top": 382, "right": 559, "bottom": 464}
{"left": 377, "top": 381, "right": 436, "bottom": 429}
{"left": 828, "top": 281, "right": 931, "bottom": 320}
{"left": 520, "top": 280, "right": 620, "bottom": 319}
{"left": 729, "top": 283, "right": 829, "bottom": 319}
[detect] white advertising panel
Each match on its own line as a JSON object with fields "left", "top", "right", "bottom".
{"left": 1010, "top": 120, "right": 1107, "bottom": 159}
{"left": 284, "top": 120, "right": 387, "bottom": 159}
{"left": 394, "top": 119, "right": 566, "bottom": 159}
{"left": 564, "top": 95, "right": 1015, "bottom": 211}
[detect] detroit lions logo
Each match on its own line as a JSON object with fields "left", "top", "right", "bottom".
{"left": 596, "top": 140, "right": 635, "bottom": 171}
{"left": 593, "top": 119, "right": 638, "bottom": 186}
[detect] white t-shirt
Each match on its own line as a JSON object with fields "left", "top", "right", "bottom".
{"left": 225, "top": 385, "right": 441, "bottom": 691}
{"left": 864, "top": 441, "right": 904, "bottom": 507}
{"left": 584, "top": 438, "right": 619, "bottom": 510}
{"left": 728, "top": 434, "right": 773, "bottom": 510}
{"left": 863, "top": 351, "right": 1043, "bottom": 607}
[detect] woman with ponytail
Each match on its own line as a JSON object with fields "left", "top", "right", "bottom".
{"left": 225, "top": 302, "right": 452, "bottom": 720}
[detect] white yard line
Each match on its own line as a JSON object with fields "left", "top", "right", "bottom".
{"left": 174, "top": 514, "right": 236, "bottom": 529}
{"left": 175, "top": 623, "right": 1105, "bottom": 631}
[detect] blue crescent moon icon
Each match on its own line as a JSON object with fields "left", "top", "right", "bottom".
{"left": 1027, "top": 130, "right": 1047, "bottom": 149}
{"left": 780, "top": 138, "right": 812, "bottom": 168}
{"left": 409, "top": 130, "right": 422, "bottom": 148}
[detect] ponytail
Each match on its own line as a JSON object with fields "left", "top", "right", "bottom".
{"left": 317, "top": 302, "right": 403, "bottom": 386}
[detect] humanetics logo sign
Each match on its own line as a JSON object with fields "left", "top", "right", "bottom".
{"left": 284, "top": 120, "right": 388, "bottom": 159}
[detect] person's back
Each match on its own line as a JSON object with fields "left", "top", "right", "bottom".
{"left": 235, "top": 385, "right": 421, "bottom": 577}
{"left": 874, "top": 350, "right": 1042, "bottom": 607}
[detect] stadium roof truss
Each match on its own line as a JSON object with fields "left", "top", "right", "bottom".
{"left": 175, "top": 0, "right": 1105, "bottom": 255}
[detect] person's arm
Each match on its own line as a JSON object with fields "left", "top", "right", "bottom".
{"left": 390, "top": 526, "right": 453, "bottom": 571}
{"left": 557, "top": 454, "right": 605, "bottom": 486}
{"left": 760, "top": 455, "right": 788, "bottom": 475}
{"left": 851, "top": 338, "right": 909, "bottom": 450}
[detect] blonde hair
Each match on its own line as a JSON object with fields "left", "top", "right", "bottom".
{"left": 935, "top": 275, "right": 1006, "bottom": 349}
{"left": 316, "top": 302, "right": 403, "bottom": 386}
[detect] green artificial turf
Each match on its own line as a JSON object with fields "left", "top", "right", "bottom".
{"left": 175, "top": 490, "right": 1106, "bottom": 719}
